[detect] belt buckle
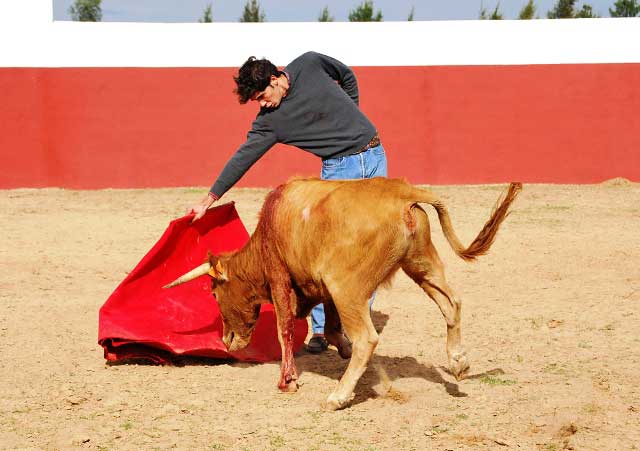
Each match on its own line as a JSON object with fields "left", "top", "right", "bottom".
{"left": 367, "top": 135, "right": 380, "bottom": 150}
{"left": 355, "top": 134, "right": 379, "bottom": 156}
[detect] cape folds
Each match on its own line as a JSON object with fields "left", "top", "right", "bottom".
{"left": 98, "top": 202, "right": 308, "bottom": 364}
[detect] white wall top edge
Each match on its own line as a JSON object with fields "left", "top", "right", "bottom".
{"left": 2, "top": 8, "right": 639, "bottom": 67}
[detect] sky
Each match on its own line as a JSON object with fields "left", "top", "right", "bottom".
{"left": 52, "top": 0, "right": 620, "bottom": 22}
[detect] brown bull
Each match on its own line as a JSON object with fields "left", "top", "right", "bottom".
{"left": 166, "top": 177, "right": 521, "bottom": 410}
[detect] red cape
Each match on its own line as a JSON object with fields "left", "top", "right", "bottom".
{"left": 98, "top": 202, "right": 308, "bottom": 363}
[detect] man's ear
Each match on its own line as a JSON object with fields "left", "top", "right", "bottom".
{"left": 270, "top": 74, "right": 278, "bottom": 86}
{"left": 207, "top": 254, "right": 229, "bottom": 282}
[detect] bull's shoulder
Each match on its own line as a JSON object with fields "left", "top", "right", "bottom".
{"left": 285, "top": 175, "right": 320, "bottom": 184}
{"left": 281, "top": 176, "right": 410, "bottom": 191}
{"left": 326, "top": 177, "right": 412, "bottom": 196}
{"left": 280, "top": 178, "right": 344, "bottom": 203}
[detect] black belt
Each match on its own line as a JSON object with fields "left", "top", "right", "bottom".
{"left": 351, "top": 134, "right": 381, "bottom": 156}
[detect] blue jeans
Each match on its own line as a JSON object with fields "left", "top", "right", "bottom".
{"left": 311, "top": 144, "right": 388, "bottom": 334}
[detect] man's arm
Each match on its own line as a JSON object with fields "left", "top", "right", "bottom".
{"left": 313, "top": 52, "right": 360, "bottom": 106}
{"left": 189, "top": 118, "right": 277, "bottom": 222}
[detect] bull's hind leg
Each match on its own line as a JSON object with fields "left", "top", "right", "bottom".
{"left": 325, "top": 295, "right": 378, "bottom": 410}
{"left": 423, "top": 270, "right": 469, "bottom": 380}
{"left": 401, "top": 212, "right": 470, "bottom": 380}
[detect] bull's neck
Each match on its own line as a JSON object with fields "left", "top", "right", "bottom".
{"left": 226, "top": 231, "right": 268, "bottom": 293}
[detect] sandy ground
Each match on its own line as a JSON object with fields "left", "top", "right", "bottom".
{"left": 1, "top": 180, "right": 639, "bottom": 451}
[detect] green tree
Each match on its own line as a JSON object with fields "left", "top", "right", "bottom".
{"left": 575, "top": 4, "right": 599, "bottom": 16}
{"left": 318, "top": 6, "right": 334, "bottom": 22}
{"left": 547, "top": 0, "right": 598, "bottom": 17}
{"left": 547, "top": 0, "right": 576, "bottom": 17}
{"left": 69, "top": 0, "right": 102, "bottom": 22}
{"left": 490, "top": 2, "right": 504, "bottom": 19}
{"left": 240, "top": 0, "right": 265, "bottom": 22}
{"left": 479, "top": 2, "right": 488, "bottom": 19}
{"left": 480, "top": 2, "right": 503, "bottom": 19}
{"left": 518, "top": 0, "right": 537, "bottom": 19}
{"left": 408, "top": 6, "right": 415, "bottom": 21}
{"left": 609, "top": 0, "right": 640, "bottom": 16}
{"left": 348, "top": 1, "right": 383, "bottom": 22}
{"left": 199, "top": 3, "right": 213, "bottom": 23}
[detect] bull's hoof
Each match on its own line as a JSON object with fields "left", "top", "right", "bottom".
{"left": 449, "top": 351, "right": 470, "bottom": 381}
{"left": 278, "top": 380, "right": 299, "bottom": 393}
{"left": 324, "top": 392, "right": 354, "bottom": 411}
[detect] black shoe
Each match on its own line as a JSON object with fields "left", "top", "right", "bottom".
{"left": 306, "top": 336, "right": 328, "bottom": 354}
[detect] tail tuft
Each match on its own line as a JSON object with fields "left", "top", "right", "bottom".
{"left": 458, "top": 182, "right": 522, "bottom": 261}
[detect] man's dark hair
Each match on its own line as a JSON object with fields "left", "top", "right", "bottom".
{"left": 234, "top": 56, "right": 282, "bottom": 104}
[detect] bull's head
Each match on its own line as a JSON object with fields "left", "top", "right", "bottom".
{"left": 163, "top": 254, "right": 261, "bottom": 352}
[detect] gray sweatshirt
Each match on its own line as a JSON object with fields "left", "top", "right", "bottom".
{"left": 210, "top": 51, "right": 377, "bottom": 198}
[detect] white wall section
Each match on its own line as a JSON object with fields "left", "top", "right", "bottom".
{"left": 1, "top": 0, "right": 639, "bottom": 67}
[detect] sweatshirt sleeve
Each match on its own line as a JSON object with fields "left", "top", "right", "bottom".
{"left": 210, "top": 116, "right": 277, "bottom": 199}
{"left": 312, "top": 52, "right": 360, "bottom": 106}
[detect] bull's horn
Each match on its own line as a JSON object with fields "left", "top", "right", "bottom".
{"left": 163, "top": 262, "right": 211, "bottom": 289}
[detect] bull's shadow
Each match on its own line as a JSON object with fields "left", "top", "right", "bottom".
{"left": 296, "top": 351, "right": 469, "bottom": 401}
{"left": 294, "top": 310, "right": 503, "bottom": 405}
{"left": 298, "top": 351, "right": 508, "bottom": 407}
{"left": 107, "top": 310, "right": 504, "bottom": 407}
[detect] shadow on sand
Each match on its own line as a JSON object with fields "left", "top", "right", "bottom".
{"left": 106, "top": 310, "right": 504, "bottom": 407}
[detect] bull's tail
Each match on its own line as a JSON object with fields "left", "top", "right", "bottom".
{"left": 416, "top": 182, "right": 522, "bottom": 262}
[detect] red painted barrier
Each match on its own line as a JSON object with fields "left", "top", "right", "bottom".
{"left": 1, "top": 64, "right": 638, "bottom": 189}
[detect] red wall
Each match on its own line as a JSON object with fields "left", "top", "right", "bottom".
{"left": 1, "top": 64, "right": 638, "bottom": 189}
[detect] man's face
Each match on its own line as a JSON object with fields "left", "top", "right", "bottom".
{"left": 252, "top": 75, "right": 286, "bottom": 109}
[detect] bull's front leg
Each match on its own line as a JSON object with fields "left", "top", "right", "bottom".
{"left": 325, "top": 295, "right": 379, "bottom": 411}
{"left": 271, "top": 280, "right": 300, "bottom": 393}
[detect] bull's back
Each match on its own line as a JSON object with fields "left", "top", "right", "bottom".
{"left": 278, "top": 177, "right": 410, "bottom": 232}
{"left": 270, "top": 178, "right": 414, "bottom": 280}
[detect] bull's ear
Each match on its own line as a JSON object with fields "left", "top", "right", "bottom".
{"left": 215, "top": 260, "right": 229, "bottom": 281}
{"left": 207, "top": 256, "right": 228, "bottom": 282}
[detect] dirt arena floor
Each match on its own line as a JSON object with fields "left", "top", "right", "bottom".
{"left": 1, "top": 180, "right": 639, "bottom": 451}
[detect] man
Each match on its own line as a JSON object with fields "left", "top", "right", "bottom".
{"left": 189, "top": 51, "right": 387, "bottom": 353}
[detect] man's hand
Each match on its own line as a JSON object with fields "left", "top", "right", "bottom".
{"left": 187, "top": 192, "right": 217, "bottom": 223}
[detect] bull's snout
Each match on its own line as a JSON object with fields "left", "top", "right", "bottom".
{"left": 222, "top": 330, "right": 251, "bottom": 352}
